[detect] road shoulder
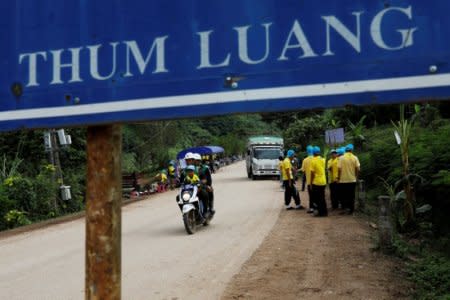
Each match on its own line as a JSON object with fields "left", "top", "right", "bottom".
{"left": 221, "top": 197, "right": 411, "bottom": 299}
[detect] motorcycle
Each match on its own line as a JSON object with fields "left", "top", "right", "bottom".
{"left": 176, "top": 183, "right": 213, "bottom": 234}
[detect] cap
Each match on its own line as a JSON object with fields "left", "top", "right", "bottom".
{"left": 346, "top": 144, "right": 354, "bottom": 151}
{"left": 306, "top": 145, "right": 313, "bottom": 155}
{"left": 193, "top": 153, "right": 202, "bottom": 160}
{"left": 186, "top": 165, "right": 196, "bottom": 171}
{"left": 313, "top": 146, "right": 321, "bottom": 154}
{"left": 184, "top": 152, "right": 195, "bottom": 160}
{"left": 287, "top": 149, "right": 295, "bottom": 157}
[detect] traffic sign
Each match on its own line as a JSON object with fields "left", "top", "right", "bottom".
{"left": 2, "top": 0, "right": 450, "bottom": 131}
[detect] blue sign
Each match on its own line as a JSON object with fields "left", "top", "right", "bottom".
{"left": 1, "top": 0, "right": 450, "bottom": 131}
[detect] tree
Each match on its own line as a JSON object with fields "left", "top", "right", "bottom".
{"left": 347, "top": 115, "right": 367, "bottom": 150}
{"left": 391, "top": 105, "right": 415, "bottom": 229}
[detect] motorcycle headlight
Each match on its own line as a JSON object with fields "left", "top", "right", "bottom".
{"left": 182, "top": 192, "right": 191, "bottom": 201}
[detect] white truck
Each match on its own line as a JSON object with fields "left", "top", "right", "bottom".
{"left": 246, "top": 136, "right": 284, "bottom": 180}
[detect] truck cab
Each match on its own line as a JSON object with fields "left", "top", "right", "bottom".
{"left": 246, "top": 136, "right": 283, "bottom": 180}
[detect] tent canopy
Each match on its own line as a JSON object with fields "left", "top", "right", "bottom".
{"left": 177, "top": 146, "right": 225, "bottom": 160}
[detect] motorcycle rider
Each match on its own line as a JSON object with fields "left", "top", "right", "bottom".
{"left": 179, "top": 152, "right": 196, "bottom": 183}
{"left": 183, "top": 163, "right": 210, "bottom": 219}
{"left": 193, "top": 153, "right": 215, "bottom": 216}
{"left": 184, "top": 165, "right": 200, "bottom": 184}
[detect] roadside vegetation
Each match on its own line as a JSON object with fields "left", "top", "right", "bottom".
{"left": 0, "top": 114, "right": 274, "bottom": 230}
{"left": 0, "top": 102, "right": 449, "bottom": 298}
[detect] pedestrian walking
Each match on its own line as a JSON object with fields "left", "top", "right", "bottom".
{"left": 310, "top": 146, "right": 328, "bottom": 216}
{"left": 282, "top": 150, "right": 304, "bottom": 210}
{"left": 337, "top": 144, "right": 361, "bottom": 215}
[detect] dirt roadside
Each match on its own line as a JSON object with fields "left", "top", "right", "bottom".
{"left": 221, "top": 190, "right": 412, "bottom": 300}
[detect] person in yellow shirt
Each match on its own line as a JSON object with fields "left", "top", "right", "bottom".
{"left": 310, "top": 146, "right": 328, "bottom": 217}
{"left": 327, "top": 149, "right": 339, "bottom": 209}
{"left": 184, "top": 165, "right": 200, "bottom": 184}
{"left": 337, "top": 144, "right": 361, "bottom": 215}
{"left": 278, "top": 156, "right": 284, "bottom": 190}
{"left": 168, "top": 161, "right": 176, "bottom": 189}
{"left": 282, "top": 150, "right": 304, "bottom": 210}
{"left": 154, "top": 169, "right": 168, "bottom": 192}
{"left": 301, "top": 145, "right": 314, "bottom": 213}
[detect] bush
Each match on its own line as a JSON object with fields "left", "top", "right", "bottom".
{"left": 0, "top": 185, "right": 14, "bottom": 230}
{"left": 4, "top": 209, "right": 31, "bottom": 228}
{"left": 408, "top": 254, "right": 450, "bottom": 299}
{"left": 32, "top": 165, "right": 60, "bottom": 219}
{"left": 3, "top": 175, "right": 37, "bottom": 216}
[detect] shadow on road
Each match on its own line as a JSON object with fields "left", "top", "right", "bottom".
{"left": 147, "top": 226, "right": 188, "bottom": 238}
{"left": 218, "top": 176, "right": 279, "bottom": 183}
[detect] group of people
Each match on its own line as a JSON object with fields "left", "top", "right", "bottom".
{"left": 153, "top": 160, "right": 178, "bottom": 191}
{"left": 178, "top": 152, "right": 215, "bottom": 218}
{"left": 280, "top": 144, "right": 360, "bottom": 217}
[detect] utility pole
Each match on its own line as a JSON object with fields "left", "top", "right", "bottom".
{"left": 44, "top": 129, "right": 73, "bottom": 206}
{"left": 51, "top": 129, "right": 64, "bottom": 184}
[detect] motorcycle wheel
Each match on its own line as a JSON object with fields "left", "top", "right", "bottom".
{"left": 183, "top": 210, "right": 197, "bottom": 234}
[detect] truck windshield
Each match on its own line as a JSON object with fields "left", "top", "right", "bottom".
{"left": 254, "top": 149, "right": 281, "bottom": 160}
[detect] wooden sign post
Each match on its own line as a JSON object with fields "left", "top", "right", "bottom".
{"left": 85, "top": 125, "right": 122, "bottom": 299}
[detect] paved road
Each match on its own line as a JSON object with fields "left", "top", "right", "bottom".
{"left": 0, "top": 161, "right": 281, "bottom": 299}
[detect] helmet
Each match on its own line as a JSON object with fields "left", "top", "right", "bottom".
{"left": 346, "top": 144, "right": 354, "bottom": 151}
{"left": 306, "top": 145, "right": 313, "bottom": 155}
{"left": 313, "top": 146, "right": 321, "bottom": 154}
{"left": 287, "top": 149, "right": 295, "bottom": 157}
{"left": 193, "top": 153, "right": 202, "bottom": 161}
{"left": 184, "top": 152, "right": 195, "bottom": 160}
{"left": 186, "top": 165, "right": 196, "bottom": 171}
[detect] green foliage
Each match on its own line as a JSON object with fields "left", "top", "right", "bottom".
{"left": 408, "top": 255, "right": 450, "bottom": 299}
{"left": 121, "top": 114, "right": 275, "bottom": 173}
{"left": 4, "top": 209, "right": 31, "bottom": 228}
{"left": 215, "top": 134, "right": 246, "bottom": 155}
{"left": 0, "top": 185, "right": 14, "bottom": 230}
{"left": 122, "top": 152, "right": 138, "bottom": 173}
{"left": 3, "top": 176, "right": 37, "bottom": 214}
{"left": 347, "top": 115, "right": 367, "bottom": 150}
{"left": 431, "top": 170, "right": 450, "bottom": 186}
{"left": 284, "top": 115, "right": 326, "bottom": 150}
{"left": 389, "top": 235, "right": 450, "bottom": 300}
{"left": 412, "top": 103, "right": 441, "bottom": 128}
{"left": 0, "top": 155, "right": 23, "bottom": 182}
